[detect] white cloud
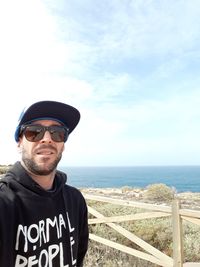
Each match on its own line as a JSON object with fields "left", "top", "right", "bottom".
{"left": 54, "top": 0, "right": 200, "bottom": 64}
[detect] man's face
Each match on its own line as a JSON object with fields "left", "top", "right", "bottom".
{"left": 18, "top": 120, "right": 65, "bottom": 175}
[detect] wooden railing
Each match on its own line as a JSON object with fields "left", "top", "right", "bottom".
{"left": 83, "top": 194, "right": 200, "bottom": 267}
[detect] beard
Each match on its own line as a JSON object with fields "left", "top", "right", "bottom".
{"left": 21, "top": 146, "right": 62, "bottom": 176}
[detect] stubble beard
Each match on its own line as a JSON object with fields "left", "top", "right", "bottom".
{"left": 22, "top": 150, "right": 62, "bottom": 176}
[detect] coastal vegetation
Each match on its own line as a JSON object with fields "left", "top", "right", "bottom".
{"left": 0, "top": 164, "right": 11, "bottom": 175}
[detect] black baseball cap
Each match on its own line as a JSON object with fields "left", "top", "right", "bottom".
{"left": 14, "top": 100, "right": 80, "bottom": 142}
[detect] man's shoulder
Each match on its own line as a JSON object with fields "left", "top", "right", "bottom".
{"left": 0, "top": 176, "right": 16, "bottom": 203}
{"left": 63, "top": 184, "right": 87, "bottom": 203}
{"left": 64, "top": 184, "right": 84, "bottom": 195}
{"left": 0, "top": 174, "right": 5, "bottom": 186}
{"left": 0, "top": 189, "right": 15, "bottom": 210}
{"left": 0, "top": 176, "right": 7, "bottom": 191}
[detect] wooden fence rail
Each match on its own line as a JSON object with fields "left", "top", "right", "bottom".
{"left": 83, "top": 194, "right": 200, "bottom": 267}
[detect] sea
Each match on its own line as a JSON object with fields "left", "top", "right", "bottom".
{"left": 59, "top": 165, "right": 200, "bottom": 193}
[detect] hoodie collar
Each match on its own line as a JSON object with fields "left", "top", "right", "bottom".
{"left": 1, "top": 161, "right": 67, "bottom": 197}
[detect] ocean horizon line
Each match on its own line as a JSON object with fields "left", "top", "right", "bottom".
{"left": 60, "top": 164, "right": 200, "bottom": 168}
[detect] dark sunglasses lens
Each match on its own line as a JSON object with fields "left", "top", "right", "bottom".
{"left": 50, "top": 126, "right": 68, "bottom": 142}
{"left": 24, "top": 126, "right": 44, "bottom": 142}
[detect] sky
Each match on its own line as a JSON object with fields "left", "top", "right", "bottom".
{"left": 0, "top": 0, "right": 200, "bottom": 167}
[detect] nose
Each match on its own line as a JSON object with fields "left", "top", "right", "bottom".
{"left": 41, "top": 130, "right": 52, "bottom": 143}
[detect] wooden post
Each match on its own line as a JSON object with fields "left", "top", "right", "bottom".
{"left": 172, "top": 199, "right": 183, "bottom": 267}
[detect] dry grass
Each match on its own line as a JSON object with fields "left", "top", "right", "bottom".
{"left": 84, "top": 241, "right": 156, "bottom": 267}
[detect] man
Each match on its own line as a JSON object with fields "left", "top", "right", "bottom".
{"left": 0, "top": 100, "right": 89, "bottom": 267}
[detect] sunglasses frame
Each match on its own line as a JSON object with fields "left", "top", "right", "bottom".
{"left": 20, "top": 124, "right": 69, "bottom": 143}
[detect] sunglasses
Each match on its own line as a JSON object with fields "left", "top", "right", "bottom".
{"left": 20, "top": 124, "right": 69, "bottom": 142}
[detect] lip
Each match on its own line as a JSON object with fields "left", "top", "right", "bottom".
{"left": 36, "top": 149, "right": 55, "bottom": 155}
{"left": 35, "top": 145, "right": 57, "bottom": 155}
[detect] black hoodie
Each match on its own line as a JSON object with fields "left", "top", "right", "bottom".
{"left": 0, "top": 162, "right": 89, "bottom": 267}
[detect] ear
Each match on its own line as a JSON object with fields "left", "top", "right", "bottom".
{"left": 17, "top": 140, "right": 22, "bottom": 153}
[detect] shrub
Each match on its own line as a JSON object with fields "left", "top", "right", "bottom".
{"left": 121, "top": 186, "right": 132, "bottom": 193}
{"left": 0, "top": 165, "right": 10, "bottom": 175}
{"left": 144, "top": 183, "right": 175, "bottom": 202}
